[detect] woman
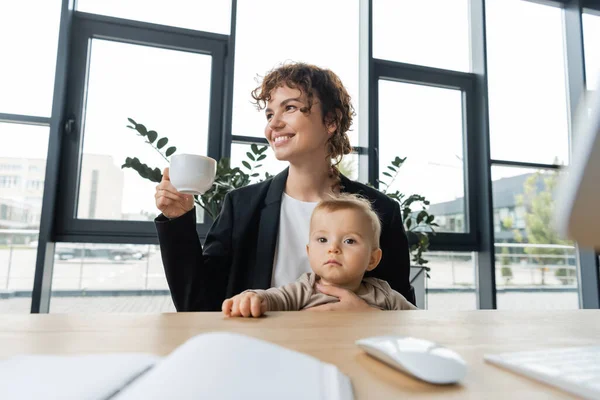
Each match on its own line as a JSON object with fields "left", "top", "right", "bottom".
{"left": 155, "top": 62, "right": 414, "bottom": 312}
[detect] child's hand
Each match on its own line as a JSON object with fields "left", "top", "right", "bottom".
{"left": 222, "top": 292, "right": 267, "bottom": 317}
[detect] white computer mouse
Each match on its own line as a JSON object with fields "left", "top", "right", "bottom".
{"left": 356, "top": 335, "right": 467, "bottom": 385}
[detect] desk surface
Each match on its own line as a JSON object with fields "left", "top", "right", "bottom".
{"left": 1, "top": 310, "right": 599, "bottom": 399}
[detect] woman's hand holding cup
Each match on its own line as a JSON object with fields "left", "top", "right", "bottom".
{"left": 155, "top": 167, "right": 195, "bottom": 219}
{"left": 155, "top": 154, "right": 217, "bottom": 219}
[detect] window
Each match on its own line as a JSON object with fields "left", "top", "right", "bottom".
{"left": 76, "top": 0, "right": 231, "bottom": 34}
{"left": 583, "top": 12, "right": 600, "bottom": 90}
{"left": 425, "top": 251, "right": 477, "bottom": 310}
{"left": 0, "top": 0, "right": 62, "bottom": 116}
{"left": 76, "top": 39, "right": 213, "bottom": 221}
{"left": 87, "top": 170, "right": 99, "bottom": 219}
{"left": 486, "top": 1, "right": 583, "bottom": 310}
{"left": 231, "top": 0, "right": 360, "bottom": 145}
{"left": 378, "top": 80, "right": 466, "bottom": 233}
{"left": 486, "top": 0, "right": 569, "bottom": 165}
{"left": 49, "top": 243, "right": 174, "bottom": 313}
{"left": 0, "top": 123, "right": 49, "bottom": 314}
{"left": 492, "top": 166, "right": 578, "bottom": 310}
{"left": 373, "top": 0, "right": 470, "bottom": 72}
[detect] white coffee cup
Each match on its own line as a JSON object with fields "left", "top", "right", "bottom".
{"left": 169, "top": 154, "right": 217, "bottom": 195}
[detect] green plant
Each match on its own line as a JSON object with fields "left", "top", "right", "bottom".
{"left": 121, "top": 118, "right": 271, "bottom": 220}
{"left": 123, "top": 120, "right": 437, "bottom": 266}
{"left": 554, "top": 267, "right": 576, "bottom": 285}
{"left": 500, "top": 246, "right": 513, "bottom": 285}
{"left": 515, "top": 168, "right": 570, "bottom": 285}
{"left": 375, "top": 157, "right": 438, "bottom": 267}
{"left": 501, "top": 267, "right": 513, "bottom": 284}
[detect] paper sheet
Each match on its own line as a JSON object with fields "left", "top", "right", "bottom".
{"left": 114, "top": 332, "right": 353, "bottom": 400}
{"left": 0, "top": 353, "right": 160, "bottom": 400}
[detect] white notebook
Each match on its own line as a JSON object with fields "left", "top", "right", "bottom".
{"left": 0, "top": 332, "right": 353, "bottom": 400}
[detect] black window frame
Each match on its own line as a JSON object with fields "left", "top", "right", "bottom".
{"left": 371, "top": 59, "right": 479, "bottom": 252}
{"left": 54, "top": 12, "right": 229, "bottom": 244}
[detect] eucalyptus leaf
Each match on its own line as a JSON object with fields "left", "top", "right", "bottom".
{"left": 165, "top": 147, "right": 177, "bottom": 157}
{"left": 136, "top": 124, "right": 148, "bottom": 136}
{"left": 246, "top": 152, "right": 255, "bottom": 161}
{"left": 242, "top": 160, "right": 251, "bottom": 169}
{"left": 157, "top": 137, "right": 168, "bottom": 149}
{"left": 147, "top": 130, "right": 158, "bottom": 143}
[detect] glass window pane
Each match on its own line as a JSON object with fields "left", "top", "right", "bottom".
{"left": 50, "top": 243, "right": 175, "bottom": 313}
{"left": 373, "top": 0, "right": 470, "bottom": 72}
{"left": 378, "top": 80, "right": 466, "bottom": 233}
{"left": 337, "top": 153, "right": 360, "bottom": 182}
{"left": 583, "top": 12, "right": 600, "bottom": 91}
{"left": 76, "top": 0, "right": 231, "bottom": 35}
{"left": 0, "top": 0, "right": 61, "bottom": 116}
{"left": 77, "top": 40, "right": 212, "bottom": 221}
{"left": 425, "top": 251, "right": 476, "bottom": 310}
{"left": 492, "top": 166, "right": 579, "bottom": 310}
{"left": 486, "top": 0, "right": 569, "bottom": 165}
{"left": 232, "top": 0, "right": 360, "bottom": 145}
{"left": 0, "top": 123, "right": 49, "bottom": 313}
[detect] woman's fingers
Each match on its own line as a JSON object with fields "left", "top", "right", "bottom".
{"left": 156, "top": 180, "right": 180, "bottom": 194}
{"left": 155, "top": 168, "right": 195, "bottom": 219}
{"left": 155, "top": 189, "right": 183, "bottom": 202}
{"left": 156, "top": 196, "right": 171, "bottom": 209}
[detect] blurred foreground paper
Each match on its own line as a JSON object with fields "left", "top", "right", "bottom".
{"left": 0, "top": 332, "right": 353, "bottom": 400}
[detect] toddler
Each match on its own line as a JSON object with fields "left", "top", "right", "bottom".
{"left": 222, "top": 193, "right": 417, "bottom": 317}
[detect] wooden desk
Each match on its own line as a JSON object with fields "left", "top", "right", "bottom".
{"left": 1, "top": 310, "right": 599, "bottom": 399}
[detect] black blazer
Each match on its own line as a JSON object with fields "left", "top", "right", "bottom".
{"left": 155, "top": 168, "right": 414, "bottom": 311}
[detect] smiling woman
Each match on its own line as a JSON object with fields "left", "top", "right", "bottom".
{"left": 154, "top": 62, "right": 414, "bottom": 312}
{"left": 251, "top": 64, "right": 353, "bottom": 193}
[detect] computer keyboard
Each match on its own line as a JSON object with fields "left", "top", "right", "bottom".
{"left": 484, "top": 346, "right": 600, "bottom": 399}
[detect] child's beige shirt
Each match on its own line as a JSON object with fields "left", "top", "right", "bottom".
{"left": 246, "top": 272, "right": 418, "bottom": 311}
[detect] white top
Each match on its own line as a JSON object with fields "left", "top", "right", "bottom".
{"left": 271, "top": 193, "right": 318, "bottom": 288}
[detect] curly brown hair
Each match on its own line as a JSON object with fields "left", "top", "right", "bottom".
{"left": 251, "top": 62, "right": 355, "bottom": 190}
